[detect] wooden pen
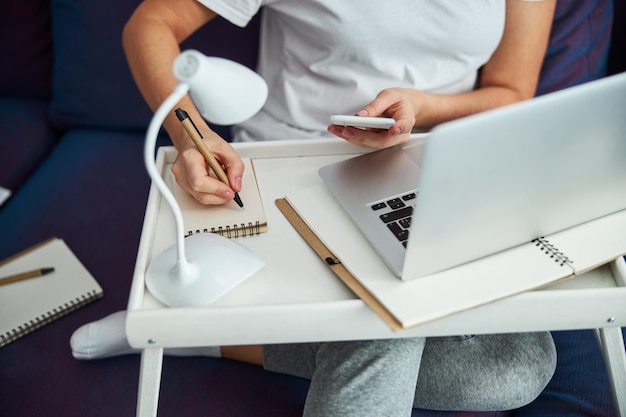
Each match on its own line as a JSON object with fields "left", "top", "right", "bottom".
{"left": 0, "top": 267, "right": 55, "bottom": 287}
{"left": 175, "top": 108, "right": 244, "bottom": 208}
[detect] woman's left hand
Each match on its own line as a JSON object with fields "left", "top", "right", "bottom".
{"left": 327, "top": 88, "right": 420, "bottom": 149}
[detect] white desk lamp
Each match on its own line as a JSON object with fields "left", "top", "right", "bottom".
{"left": 144, "top": 50, "right": 268, "bottom": 307}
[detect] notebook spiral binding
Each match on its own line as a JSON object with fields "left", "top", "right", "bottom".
{"left": 0, "top": 289, "right": 103, "bottom": 348}
{"left": 532, "top": 237, "right": 573, "bottom": 267}
{"left": 186, "top": 221, "right": 262, "bottom": 239}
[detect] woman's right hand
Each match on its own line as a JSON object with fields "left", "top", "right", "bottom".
{"left": 171, "top": 132, "right": 245, "bottom": 205}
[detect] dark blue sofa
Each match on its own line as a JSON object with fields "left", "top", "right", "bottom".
{"left": 0, "top": 1, "right": 624, "bottom": 416}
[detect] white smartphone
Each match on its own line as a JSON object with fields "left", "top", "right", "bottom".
{"left": 330, "top": 114, "right": 395, "bottom": 129}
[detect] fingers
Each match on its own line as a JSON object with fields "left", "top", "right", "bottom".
{"left": 212, "top": 141, "right": 245, "bottom": 192}
{"left": 328, "top": 88, "right": 417, "bottom": 148}
{"left": 327, "top": 124, "right": 410, "bottom": 149}
{"left": 172, "top": 144, "right": 245, "bottom": 205}
{"left": 357, "top": 89, "right": 400, "bottom": 119}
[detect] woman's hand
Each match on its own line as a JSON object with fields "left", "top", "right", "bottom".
{"left": 327, "top": 88, "right": 422, "bottom": 149}
{"left": 171, "top": 131, "right": 245, "bottom": 205}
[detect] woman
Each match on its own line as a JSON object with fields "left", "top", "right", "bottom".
{"left": 73, "top": 1, "right": 558, "bottom": 415}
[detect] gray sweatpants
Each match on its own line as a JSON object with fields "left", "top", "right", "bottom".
{"left": 263, "top": 332, "right": 556, "bottom": 417}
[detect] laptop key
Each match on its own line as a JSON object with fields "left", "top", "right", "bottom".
{"left": 387, "top": 221, "right": 409, "bottom": 242}
{"left": 380, "top": 206, "right": 413, "bottom": 223}
{"left": 387, "top": 198, "right": 405, "bottom": 209}
{"left": 371, "top": 202, "right": 387, "bottom": 211}
{"left": 399, "top": 217, "right": 411, "bottom": 229}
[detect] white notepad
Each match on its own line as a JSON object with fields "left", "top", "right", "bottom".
{"left": 0, "top": 238, "right": 103, "bottom": 347}
{"left": 166, "top": 158, "right": 268, "bottom": 238}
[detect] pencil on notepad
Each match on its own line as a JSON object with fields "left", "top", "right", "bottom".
{"left": 0, "top": 267, "right": 55, "bottom": 287}
{"left": 174, "top": 107, "right": 244, "bottom": 208}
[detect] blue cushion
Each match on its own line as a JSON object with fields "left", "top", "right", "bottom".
{"left": 0, "top": 0, "right": 53, "bottom": 98}
{"left": 537, "top": 0, "right": 613, "bottom": 95}
{"left": 0, "top": 97, "right": 58, "bottom": 192}
{"left": 49, "top": 0, "right": 259, "bottom": 134}
{"left": 0, "top": 129, "right": 150, "bottom": 288}
{"left": 49, "top": 0, "right": 151, "bottom": 130}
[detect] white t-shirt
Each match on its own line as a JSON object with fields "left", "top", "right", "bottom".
{"left": 196, "top": 0, "right": 506, "bottom": 141}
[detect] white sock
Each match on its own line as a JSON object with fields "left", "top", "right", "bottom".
{"left": 70, "top": 310, "right": 221, "bottom": 360}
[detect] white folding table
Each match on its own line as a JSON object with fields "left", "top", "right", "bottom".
{"left": 126, "top": 138, "right": 626, "bottom": 417}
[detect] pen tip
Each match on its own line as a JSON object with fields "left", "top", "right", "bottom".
{"left": 41, "top": 267, "right": 55, "bottom": 275}
{"left": 234, "top": 193, "right": 244, "bottom": 208}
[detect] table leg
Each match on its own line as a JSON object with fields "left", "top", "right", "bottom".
{"left": 136, "top": 347, "right": 164, "bottom": 417}
{"left": 595, "top": 327, "right": 626, "bottom": 417}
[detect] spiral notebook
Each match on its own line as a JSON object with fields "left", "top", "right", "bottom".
{"left": 0, "top": 238, "right": 103, "bottom": 347}
{"left": 167, "top": 157, "right": 268, "bottom": 238}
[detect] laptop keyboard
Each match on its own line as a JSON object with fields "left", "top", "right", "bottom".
{"left": 371, "top": 191, "right": 417, "bottom": 247}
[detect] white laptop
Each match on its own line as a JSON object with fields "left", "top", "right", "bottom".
{"left": 319, "top": 72, "right": 626, "bottom": 280}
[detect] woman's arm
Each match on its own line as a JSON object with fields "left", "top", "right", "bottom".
{"left": 330, "top": 0, "right": 557, "bottom": 149}
{"left": 123, "top": 0, "right": 245, "bottom": 205}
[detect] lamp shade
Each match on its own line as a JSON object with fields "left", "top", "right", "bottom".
{"left": 173, "top": 49, "right": 268, "bottom": 125}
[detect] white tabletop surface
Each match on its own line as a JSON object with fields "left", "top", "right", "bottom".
{"left": 126, "top": 138, "right": 626, "bottom": 349}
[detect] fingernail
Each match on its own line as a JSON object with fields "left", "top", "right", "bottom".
{"left": 222, "top": 190, "right": 234, "bottom": 200}
{"left": 356, "top": 110, "right": 368, "bottom": 116}
{"left": 344, "top": 128, "right": 356, "bottom": 137}
{"left": 235, "top": 177, "right": 242, "bottom": 191}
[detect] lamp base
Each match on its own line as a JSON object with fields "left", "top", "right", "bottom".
{"left": 145, "top": 233, "right": 265, "bottom": 307}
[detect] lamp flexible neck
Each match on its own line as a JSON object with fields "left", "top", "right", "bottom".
{"left": 144, "top": 83, "right": 191, "bottom": 263}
